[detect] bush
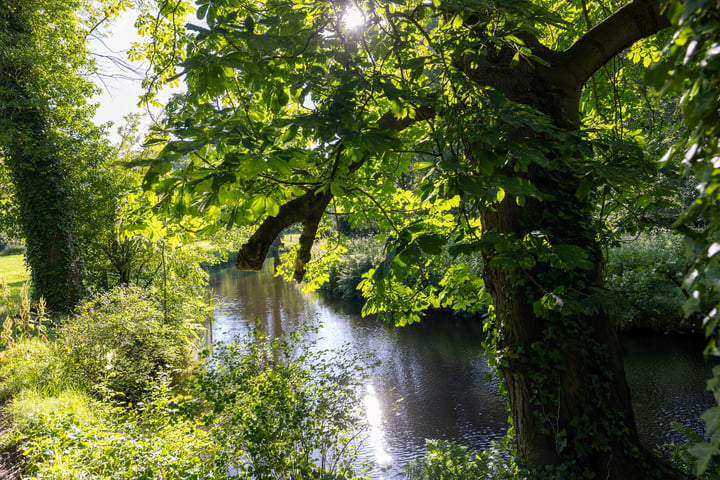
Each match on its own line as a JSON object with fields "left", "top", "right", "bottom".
{"left": 0, "top": 235, "right": 24, "bottom": 256}
{"left": 7, "top": 386, "right": 217, "bottom": 480}
{"left": 320, "top": 236, "right": 384, "bottom": 302}
{"left": 605, "top": 230, "right": 691, "bottom": 332}
{"left": 201, "top": 327, "right": 374, "bottom": 479}
{"left": 57, "top": 285, "right": 202, "bottom": 404}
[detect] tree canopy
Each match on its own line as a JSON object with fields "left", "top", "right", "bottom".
{"left": 127, "top": 0, "right": 718, "bottom": 477}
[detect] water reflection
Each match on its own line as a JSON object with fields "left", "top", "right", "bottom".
{"left": 209, "top": 262, "right": 506, "bottom": 475}
{"left": 209, "top": 262, "right": 716, "bottom": 475}
{"left": 365, "top": 384, "right": 392, "bottom": 466}
{"left": 622, "top": 334, "right": 715, "bottom": 447}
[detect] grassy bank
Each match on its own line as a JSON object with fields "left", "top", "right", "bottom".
{"left": 0, "top": 254, "right": 29, "bottom": 304}
{"left": 0, "top": 278, "right": 373, "bottom": 479}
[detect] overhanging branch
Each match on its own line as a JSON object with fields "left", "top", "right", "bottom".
{"left": 561, "top": 0, "right": 670, "bottom": 85}
{"left": 236, "top": 189, "right": 332, "bottom": 278}
{"left": 235, "top": 105, "right": 436, "bottom": 281}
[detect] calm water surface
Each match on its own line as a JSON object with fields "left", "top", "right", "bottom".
{"left": 209, "top": 262, "right": 715, "bottom": 476}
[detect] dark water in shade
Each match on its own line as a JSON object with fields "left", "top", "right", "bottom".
{"left": 209, "top": 262, "right": 716, "bottom": 477}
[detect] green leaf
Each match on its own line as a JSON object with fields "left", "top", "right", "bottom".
{"left": 250, "top": 196, "right": 266, "bottom": 217}
{"left": 277, "top": 89, "right": 289, "bottom": 107}
{"left": 553, "top": 244, "right": 593, "bottom": 271}
{"left": 415, "top": 233, "right": 445, "bottom": 255}
{"left": 451, "top": 14, "right": 463, "bottom": 29}
{"left": 266, "top": 197, "right": 280, "bottom": 217}
{"left": 575, "top": 178, "right": 593, "bottom": 200}
{"left": 329, "top": 182, "right": 344, "bottom": 197}
{"left": 689, "top": 443, "right": 720, "bottom": 476}
{"left": 244, "top": 15, "right": 255, "bottom": 34}
{"left": 196, "top": 4, "right": 208, "bottom": 20}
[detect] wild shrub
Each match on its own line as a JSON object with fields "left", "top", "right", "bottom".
{"left": 605, "top": 230, "right": 690, "bottom": 332}
{"left": 57, "top": 285, "right": 202, "bottom": 404}
{"left": 201, "top": 327, "right": 374, "bottom": 480}
{"left": 7, "top": 385, "right": 217, "bottom": 480}
{"left": 401, "top": 440, "right": 515, "bottom": 480}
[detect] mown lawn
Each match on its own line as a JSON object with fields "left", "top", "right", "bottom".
{"left": 0, "top": 254, "right": 29, "bottom": 303}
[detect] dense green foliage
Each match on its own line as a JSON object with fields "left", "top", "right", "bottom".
{"left": 606, "top": 231, "right": 690, "bottom": 331}
{"left": 402, "top": 440, "right": 515, "bottom": 479}
{"left": 7, "top": 382, "right": 217, "bottom": 479}
{"left": 0, "top": 338, "right": 58, "bottom": 403}
{"left": 1, "top": 295, "right": 371, "bottom": 478}
{"left": 319, "top": 237, "right": 384, "bottom": 303}
{"left": 58, "top": 286, "right": 203, "bottom": 404}
{"left": 201, "top": 327, "right": 373, "bottom": 479}
{"left": 0, "top": 0, "right": 106, "bottom": 311}
{"left": 2, "top": 0, "right": 719, "bottom": 477}
{"left": 651, "top": 0, "right": 720, "bottom": 476}
{"left": 130, "top": 0, "right": 686, "bottom": 476}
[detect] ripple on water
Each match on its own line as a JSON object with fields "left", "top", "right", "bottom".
{"left": 209, "top": 266, "right": 717, "bottom": 475}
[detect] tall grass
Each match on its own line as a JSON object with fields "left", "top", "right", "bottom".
{"left": 0, "top": 254, "right": 29, "bottom": 304}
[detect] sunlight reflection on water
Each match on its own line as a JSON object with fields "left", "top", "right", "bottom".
{"left": 365, "top": 384, "right": 393, "bottom": 466}
{"left": 209, "top": 263, "right": 717, "bottom": 477}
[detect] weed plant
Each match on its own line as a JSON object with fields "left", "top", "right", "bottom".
{"left": 6, "top": 385, "right": 218, "bottom": 480}
{"left": 200, "top": 326, "right": 375, "bottom": 479}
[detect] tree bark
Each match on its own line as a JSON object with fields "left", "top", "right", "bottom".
{"left": 0, "top": 2, "right": 84, "bottom": 312}
{"left": 472, "top": 1, "right": 682, "bottom": 476}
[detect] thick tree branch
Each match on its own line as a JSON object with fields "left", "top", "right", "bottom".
{"left": 236, "top": 189, "right": 332, "bottom": 274}
{"left": 560, "top": 0, "right": 670, "bottom": 85}
{"left": 235, "top": 105, "right": 436, "bottom": 280}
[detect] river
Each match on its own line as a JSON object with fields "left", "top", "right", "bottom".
{"left": 209, "top": 261, "right": 715, "bottom": 477}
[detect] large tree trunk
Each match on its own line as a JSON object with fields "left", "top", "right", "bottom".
{"left": 480, "top": 175, "right": 677, "bottom": 476}
{"left": 5, "top": 103, "right": 84, "bottom": 313}
{"left": 0, "top": 3, "right": 84, "bottom": 312}
{"left": 473, "top": 9, "right": 682, "bottom": 473}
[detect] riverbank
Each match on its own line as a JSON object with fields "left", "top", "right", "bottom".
{"left": 315, "top": 230, "right": 698, "bottom": 334}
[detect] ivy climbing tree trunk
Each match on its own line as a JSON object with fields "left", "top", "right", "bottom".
{"left": 0, "top": 1, "right": 85, "bottom": 312}
{"left": 480, "top": 172, "right": 665, "bottom": 475}
{"left": 3, "top": 98, "right": 84, "bottom": 313}
{"left": 473, "top": 1, "right": 681, "bottom": 476}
